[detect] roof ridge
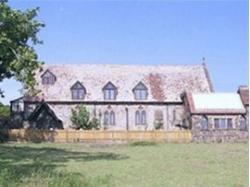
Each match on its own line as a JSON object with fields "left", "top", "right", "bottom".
{"left": 43, "top": 63, "right": 204, "bottom": 67}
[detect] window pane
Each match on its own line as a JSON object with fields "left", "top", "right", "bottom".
{"left": 72, "top": 90, "right": 78, "bottom": 99}
{"left": 72, "top": 89, "right": 84, "bottom": 100}
{"left": 104, "top": 90, "right": 115, "bottom": 100}
{"left": 201, "top": 116, "right": 208, "bottom": 130}
{"left": 220, "top": 119, "right": 226, "bottom": 129}
{"left": 140, "top": 90, "right": 146, "bottom": 100}
{"left": 227, "top": 119, "right": 232, "bottom": 129}
{"left": 214, "top": 119, "right": 220, "bottom": 129}
{"left": 141, "top": 111, "right": 146, "bottom": 125}
{"left": 110, "top": 112, "right": 115, "bottom": 125}
{"left": 240, "top": 117, "right": 246, "bottom": 130}
{"left": 104, "top": 90, "right": 108, "bottom": 100}
{"left": 135, "top": 111, "right": 140, "bottom": 125}
{"left": 110, "top": 90, "right": 115, "bottom": 100}
{"left": 104, "top": 112, "right": 109, "bottom": 125}
{"left": 78, "top": 89, "right": 84, "bottom": 99}
{"left": 135, "top": 90, "right": 140, "bottom": 100}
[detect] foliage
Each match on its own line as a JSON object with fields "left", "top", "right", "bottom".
{"left": 0, "top": 102, "right": 9, "bottom": 119}
{"left": 89, "top": 116, "right": 100, "bottom": 130}
{"left": 71, "top": 105, "right": 100, "bottom": 130}
{"left": 0, "top": 0, "right": 45, "bottom": 96}
{"left": 154, "top": 120, "right": 164, "bottom": 130}
{"left": 0, "top": 102, "right": 10, "bottom": 132}
{"left": 0, "top": 130, "right": 8, "bottom": 142}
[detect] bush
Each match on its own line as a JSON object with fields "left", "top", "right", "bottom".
{"left": 0, "top": 130, "right": 9, "bottom": 143}
{"left": 154, "top": 120, "right": 164, "bottom": 130}
{"left": 0, "top": 103, "right": 10, "bottom": 120}
{"left": 71, "top": 105, "right": 100, "bottom": 130}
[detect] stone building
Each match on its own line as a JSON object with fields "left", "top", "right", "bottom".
{"left": 182, "top": 92, "right": 248, "bottom": 142}
{"left": 12, "top": 63, "right": 214, "bottom": 130}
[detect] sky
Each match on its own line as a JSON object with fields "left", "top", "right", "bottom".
{"left": 0, "top": 0, "right": 248, "bottom": 105}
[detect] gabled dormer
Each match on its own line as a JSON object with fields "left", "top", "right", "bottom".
{"left": 133, "top": 81, "right": 148, "bottom": 100}
{"left": 71, "top": 81, "right": 86, "bottom": 100}
{"left": 102, "top": 81, "right": 117, "bottom": 100}
{"left": 41, "top": 70, "right": 56, "bottom": 85}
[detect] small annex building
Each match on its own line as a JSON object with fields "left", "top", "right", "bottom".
{"left": 182, "top": 92, "right": 248, "bottom": 142}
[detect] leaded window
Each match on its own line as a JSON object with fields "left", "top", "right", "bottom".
{"left": 71, "top": 81, "right": 86, "bottom": 100}
{"left": 133, "top": 82, "right": 148, "bottom": 100}
{"left": 41, "top": 70, "right": 56, "bottom": 85}
{"left": 240, "top": 116, "right": 247, "bottom": 130}
{"left": 135, "top": 110, "right": 147, "bottom": 125}
{"left": 214, "top": 118, "right": 233, "bottom": 129}
{"left": 201, "top": 116, "right": 208, "bottom": 130}
{"left": 103, "top": 111, "right": 116, "bottom": 126}
{"left": 103, "top": 82, "right": 117, "bottom": 100}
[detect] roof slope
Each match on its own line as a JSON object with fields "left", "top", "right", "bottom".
{"left": 34, "top": 64, "right": 213, "bottom": 102}
{"left": 238, "top": 86, "right": 249, "bottom": 106}
{"left": 185, "top": 92, "right": 246, "bottom": 114}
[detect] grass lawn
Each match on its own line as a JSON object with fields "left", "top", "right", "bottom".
{"left": 0, "top": 142, "right": 248, "bottom": 187}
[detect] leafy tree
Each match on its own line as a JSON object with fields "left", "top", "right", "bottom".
{"left": 0, "top": 0, "right": 45, "bottom": 96}
{"left": 71, "top": 105, "right": 100, "bottom": 130}
{"left": 0, "top": 102, "right": 10, "bottom": 119}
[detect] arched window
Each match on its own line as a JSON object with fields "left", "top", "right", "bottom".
{"left": 135, "top": 111, "right": 140, "bottom": 125}
{"left": 133, "top": 82, "right": 148, "bottom": 100}
{"left": 141, "top": 110, "right": 146, "bottom": 125}
{"left": 71, "top": 81, "right": 86, "bottom": 100}
{"left": 110, "top": 111, "right": 115, "bottom": 126}
{"left": 41, "top": 70, "right": 56, "bottom": 85}
{"left": 135, "top": 110, "right": 147, "bottom": 125}
{"left": 201, "top": 116, "right": 208, "bottom": 130}
{"left": 103, "top": 111, "right": 115, "bottom": 126}
{"left": 104, "top": 111, "right": 109, "bottom": 126}
{"left": 240, "top": 116, "right": 247, "bottom": 130}
{"left": 102, "top": 82, "right": 117, "bottom": 100}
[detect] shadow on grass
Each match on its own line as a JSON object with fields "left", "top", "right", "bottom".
{"left": 0, "top": 144, "right": 128, "bottom": 185}
{"left": 130, "top": 141, "right": 158, "bottom": 146}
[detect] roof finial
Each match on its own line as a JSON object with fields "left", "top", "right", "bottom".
{"left": 202, "top": 57, "right": 205, "bottom": 62}
{"left": 202, "top": 57, "right": 206, "bottom": 66}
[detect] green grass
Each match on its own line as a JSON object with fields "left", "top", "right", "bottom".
{"left": 0, "top": 142, "right": 248, "bottom": 187}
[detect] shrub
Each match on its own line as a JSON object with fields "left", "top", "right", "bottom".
{"left": 0, "top": 130, "right": 9, "bottom": 143}
{"left": 154, "top": 120, "right": 164, "bottom": 130}
{"left": 71, "top": 105, "right": 100, "bottom": 130}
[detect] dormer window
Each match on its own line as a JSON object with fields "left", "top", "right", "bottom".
{"left": 102, "top": 82, "right": 117, "bottom": 100}
{"left": 133, "top": 82, "right": 148, "bottom": 100}
{"left": 71, "top": 81, "right": 86, "bottom": 100}
{"left": 41, "top": 70, "right": 56, "bottom": 85}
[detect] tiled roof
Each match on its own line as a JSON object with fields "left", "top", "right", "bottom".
{"left": 34, "top": 64, "right": 213, "bottom": 102}
{"left": 184, "top": 92, "right": 246, "bottom": 114}
{"left": 238, "top": 86, "right": 249, "bottom": 106}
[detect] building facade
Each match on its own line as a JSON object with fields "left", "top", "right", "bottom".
{"left": 14, "top": 63, "right": 214, "bottom": 130}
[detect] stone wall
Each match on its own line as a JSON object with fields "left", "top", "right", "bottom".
{"left": 191, "top": 115, "right": 248, "bottom": 142}
{"left": 24, "top": 102, "right": 185, "bottom": 131}
{"left": 192, "top": 130, "right": 248, "bottom": 143}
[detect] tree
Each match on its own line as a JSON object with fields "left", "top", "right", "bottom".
{"left": 71, "top": 105, "right": 100, "bottom": 130}
{"left": 0, "top": 0, "right": 45, "bottom": 96}
{"left": 0, "top": 102, "right": 10, "bottom": 119}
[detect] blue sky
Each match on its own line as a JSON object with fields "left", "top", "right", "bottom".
{"left": 0, "top": 0, "right": 248, "bottom": 105}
